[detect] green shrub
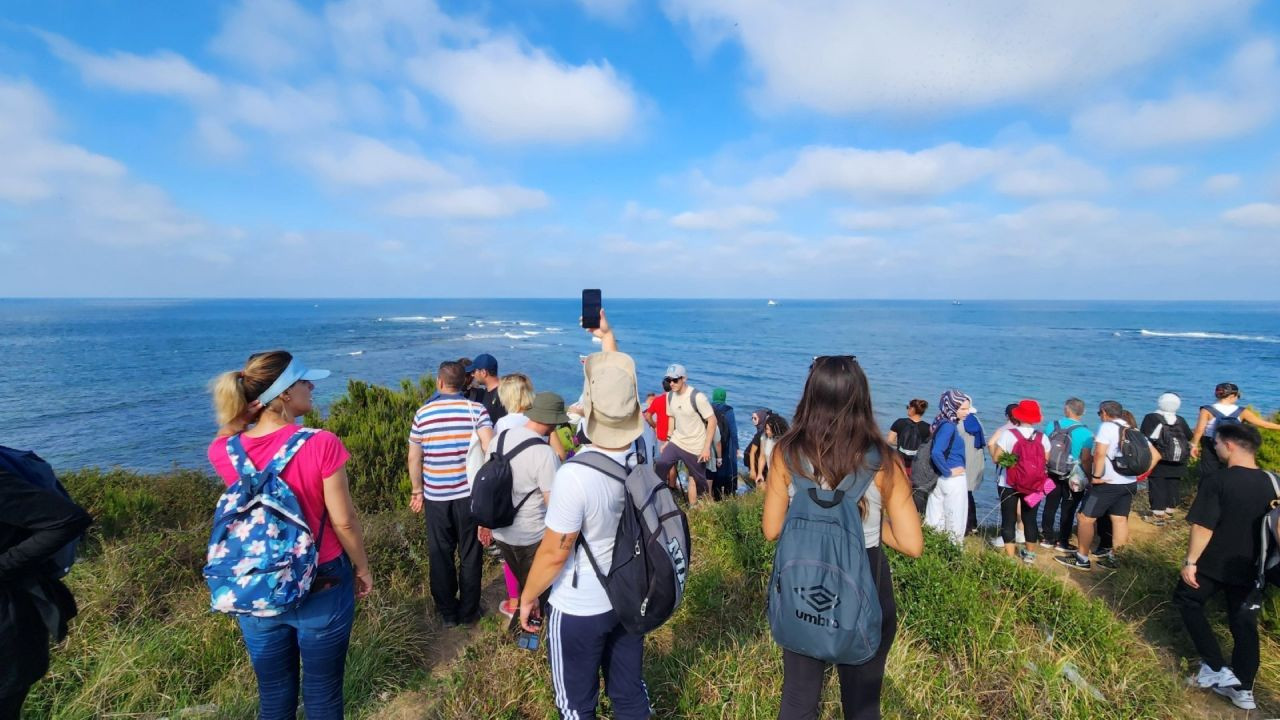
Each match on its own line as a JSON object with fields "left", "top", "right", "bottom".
{"left": 59, "top": 468, "right": 220, "bottom": 547}
{"left": 305, "top": 376, "right": 437, "bottom": 512}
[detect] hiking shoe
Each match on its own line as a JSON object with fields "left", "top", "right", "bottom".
{"left": 1018, "top": 549, "right": 1037, "bottom": 564}
{"left": 1213, "top": 685, "right": 1256, "bottom": 710}
{"left": 1191, "top": 663, "right": 1241, "bottom": 689}
{"left": 1054, "top": 541, "right": 1078, "bottom": 553}
{"left": 1096, "top": 553, "right": 1119, "bottom": 570}
{"left": 1039, "top": 539, "right": 1056, "bottom": 549}
{"left": 1092, "top": 548, "right": 1113, "bottom": 559}
{"left": 1141, "top": 513, "right": 1168, "bottom": 527}
{"left": 988, "top": 536, "right": 1006, "bottom": 549}
{"left": 1055, "top": 553, "right": 1091, "bottom": 571}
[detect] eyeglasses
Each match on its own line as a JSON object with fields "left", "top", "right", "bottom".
{"left": 665, "top": 377, "right": 683, "bottom": 383}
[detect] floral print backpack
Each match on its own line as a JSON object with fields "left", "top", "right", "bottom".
{"left": 204, "top": 428, "right": 325, "bottom": 617}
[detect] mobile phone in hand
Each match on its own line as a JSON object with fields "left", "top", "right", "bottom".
{"left": 517, "top": 616, "right": 542, "bottom": 651}
{"left": 582, "top": 289, "right": 602, "bottom": 329}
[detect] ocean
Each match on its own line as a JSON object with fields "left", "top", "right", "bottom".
{"left": 3, "top": 298, "right": 1279, "bottom": 518}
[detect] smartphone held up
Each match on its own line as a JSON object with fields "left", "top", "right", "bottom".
{"left": 581, "top": 289, "right": 602, "bottom": 330}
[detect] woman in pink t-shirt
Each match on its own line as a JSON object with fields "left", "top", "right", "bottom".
{"left": 208, "top": 350, "right": 372, "bottom": 720}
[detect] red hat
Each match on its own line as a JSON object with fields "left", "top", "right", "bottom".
{"left": 1011, "top": 399, "right": 1042, "bottom": 425}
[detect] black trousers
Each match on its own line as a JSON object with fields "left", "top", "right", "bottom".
{"left": 1148, "top": 471, "right": 1181, "bottom": 512}
{"left": 424, "top": 498, "right": 483, "bottom": 622}
{"left": 966, "top": 491, "right": 977, "bottom": 535}
{"left": 1173, "top": 576, "right": 1261, "bottom": 689}
{"left": 1041, "top": 475, "right": 1083, "bottom": 544}
{"left": 778, "top": 545, "right": 897, "bottom": 720}
{"left": 998, "top": 486, "right": 1039, "bottom": 544}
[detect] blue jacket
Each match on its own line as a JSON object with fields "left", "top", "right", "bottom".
{"left": 930, "top": 420, "right": 968, "bottom": 476}
{"left": 711, "top": 402, "right": 740, "bottom": 476}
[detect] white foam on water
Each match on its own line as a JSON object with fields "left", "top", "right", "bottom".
{"left": 384, "top": 316, "right": 429, "bottom": 322}
{"left": 348, "top": 350, "right": 364, "bottom": 356}
{"left": 1138, "top": 329, "right": 1280, "bottom": 344}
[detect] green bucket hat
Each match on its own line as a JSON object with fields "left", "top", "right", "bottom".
{"left": 526, "top": 392, "right": 571, "bottom": 425}
{"left": 712, "top": 388, "right": 727, "bottom": 404}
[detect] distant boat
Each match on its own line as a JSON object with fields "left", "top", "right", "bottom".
{"left": 952, "top": 301, "right": 962, "bottom": 306}
{"left": 767, "top": 300, "right": 778, "bottom": 306}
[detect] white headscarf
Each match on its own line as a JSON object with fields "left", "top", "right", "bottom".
{"left": 1157, "top": 392, "right": 1181, "bottom": 424}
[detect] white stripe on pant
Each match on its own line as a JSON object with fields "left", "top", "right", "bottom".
{"left": 925, "top": 473, "right": 968, "bottom": 544}
{"left": 546, "top": 604, "right": 650, "bottom": 720}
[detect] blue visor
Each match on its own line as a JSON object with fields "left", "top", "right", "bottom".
{"left": 256, "top": 359, "right": 331, "bottom": 406}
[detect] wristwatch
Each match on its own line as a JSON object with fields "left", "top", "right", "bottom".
{"left": 1183, "top": 559, "right": 1196, "bottom": 567}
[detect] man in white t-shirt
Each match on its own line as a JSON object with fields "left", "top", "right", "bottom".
{"left": 1057, "top": 400, "right": 1159, "bottom": 571}
{"left": 489, "top": 392, "right": 566, "bottom": 625}
{"left": 518, "top": 310, "right": 652, "bottom": 720}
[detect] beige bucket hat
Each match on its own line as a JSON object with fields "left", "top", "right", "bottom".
{"left": 582, "top": 351, "right": 644, "bottom": 448}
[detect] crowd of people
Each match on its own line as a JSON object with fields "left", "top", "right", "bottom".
{"left": 2, "top": 308, "right": 1279, "bottom": 719}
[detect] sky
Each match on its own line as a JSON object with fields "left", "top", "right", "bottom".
{"left": 2, "top": 0, "right": 1280, "bottom": 299}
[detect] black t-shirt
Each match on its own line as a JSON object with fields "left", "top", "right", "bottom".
{"left": 478, "top": 386, "right": 507, "bottom": 423}
{"left": 889, "top": 418, "right": 931, "bottom": 459}
{"left": 1186, "top": 466, "right": 1280, "bottom": 585}
{"left": 1139, "top": 413, "right": 1193, "bottom": 478}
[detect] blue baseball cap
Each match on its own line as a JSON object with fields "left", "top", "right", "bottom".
{"left": 465, "top": 353, "right": 498, "bottom": 374}
{"left": 256, "top": 358, "right": 331, "bottom": 406}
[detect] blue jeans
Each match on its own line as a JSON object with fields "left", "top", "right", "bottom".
{"left": 237, "top": 555, "right": 355, "bottom": 720}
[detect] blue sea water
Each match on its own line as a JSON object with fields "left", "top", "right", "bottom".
{"left": 3, "top": 298, "right": 1279, "bottom": 519}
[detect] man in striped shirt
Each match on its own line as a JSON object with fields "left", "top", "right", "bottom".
{"left": 408, "top": 360, "right": 494, "bottom": 627}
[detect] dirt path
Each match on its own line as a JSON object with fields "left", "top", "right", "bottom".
{"left": 370, "top": 575, "right": 510, "bottom": 720}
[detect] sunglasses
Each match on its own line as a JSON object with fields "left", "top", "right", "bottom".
{"left": 665, "top": 377, "right": 683, "bottom": 383}
{"left": 810, "top": 354, "right": 858, "bottom": 369}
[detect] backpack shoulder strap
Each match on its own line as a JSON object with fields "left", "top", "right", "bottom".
{"left": 1206, "top": 405, "right": 1225, "bottom": 420}
{"left": 263, "top": 428, "right": 318, "bottom": 477}
{"left": 225, "top": 433, "right": 256, "bottom": 478}
{"left": 566, "top": 451, "right": 629, "bottom": 484}
{"left": 504, "top": 436, "right": 548, "bottom": 462}
{"left": 1266, "top": 471, "right": 1280, "bottom": 500}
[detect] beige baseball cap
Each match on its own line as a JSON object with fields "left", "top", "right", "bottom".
{"left": 582, "top": 351, "right": 644, "bottom": 448}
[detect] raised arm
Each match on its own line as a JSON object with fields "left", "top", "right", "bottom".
{"left": 1241, "top": 407, "right": 1280, "bottom": 431}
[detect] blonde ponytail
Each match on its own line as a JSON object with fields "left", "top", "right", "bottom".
{"left": 211, "top": 370, "right": 249, "bottom": 432}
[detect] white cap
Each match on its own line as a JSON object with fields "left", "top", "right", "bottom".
{"left": 664, "top": 363, "right": 687, "bottom": 379}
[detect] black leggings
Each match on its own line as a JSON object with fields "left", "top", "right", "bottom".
{"left": 778, "top": 545, "right": 897, "bottom": 720}
{"left": 1198, "top": 438, "right": 1224, "bottom": 489}
{"left": 998, "top": 486, "right": 1039, "bottom": 545}
{"left": 1041, "top": 475, "right": 1083, "bottom": 543}
{"left": 1148, "top": 471, "right": 1181, "bottom": 512}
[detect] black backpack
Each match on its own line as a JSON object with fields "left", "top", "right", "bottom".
{"left": 1148, "top": 415, "right": 1190, "bottom": 465}
{"left": 1109, "top": 422, "right": 1154, "bottom": 476}
{"left": 568, "top": 445, "right": 691, "bottom": 635}
{"left": 909, "top": 437, "right": 940, "bottom": 494}
{"left": 896, "top": 420, "right": 924, "bottom": 460}
{"left": 0, "top": 446, "right": 82, "bottom": 578}
{"left": 469, "top": 431, "right": 547, "bottom": 529}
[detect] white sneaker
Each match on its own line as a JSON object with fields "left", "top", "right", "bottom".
{"left": 1191, "top": 663, "right": 1241, "bottom": 689}
{"left": 988, "top": 536, "right": 1006, "bottom": 549}
{"left": 1212, "top": 685, "right": 1256, "bottom": 710}
{"left": 1015, "top": 528, "right": 1026, "bottom": 544}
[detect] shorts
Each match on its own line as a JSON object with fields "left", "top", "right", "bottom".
{"left": 1079, "top": 483, "right": 1137, "bottom": 519}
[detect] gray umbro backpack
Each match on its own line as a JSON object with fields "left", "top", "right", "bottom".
{"left": 767, "top": 453, "right": 883, "bottom": 665}
{"left": 567, "top": 442, "right": 692, "bottom": 635}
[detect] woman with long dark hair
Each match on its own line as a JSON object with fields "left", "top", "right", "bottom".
{"left": 762, "top": 356, "right": 923, "bottom": 720}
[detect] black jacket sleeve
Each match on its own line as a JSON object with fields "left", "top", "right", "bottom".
{"left": 0, "top": 469, "right": 92, "bottom": 582}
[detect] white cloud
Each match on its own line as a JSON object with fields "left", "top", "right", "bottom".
{"left": 382, "top": 184, "right": 550, "bottom": 219}
{"left": 1072, "top": 40, "right": 1280, "bottom": 149}
{"left": 742, "top": 142, "right": 1103, "bottom": 202}
{"left": 1129, "top": 165, "right": 1184, "bottom": 191}
{"left": 992, "top": 145, "right": 1108, "bottom": 198}
{"left": 834, "top": 205, "right": 957, "bottom": 231}
{"left": 1203, "top": 173, "right": 1243, "bottom": 194}
{"left": 42, "top": 32, "right": 221, "bottom": 101}
{"left": 622, "top": 201, "right": 666, "bottom": 223}
{"left": 1222, "top": 202, "right": 1280, "bottom": 228}
{"left": 669, "top": 205, "right": 777, "bottom": 230}
{"left": 410, "top": 37, "right": 639, "bottom": 143}
{"left": 747, "top": 143, "right": 1000, "bottom": 201}
{"left": 994, "top": 201, "right": 1118, "bottom": 231}
{"left": 300, "top": 135, "right": 455, "bottom": 187}
{"left": 662, "top": 0, "right": 1251, "bottom": 115}
{"left": 209, "top": 0, "right": 326, "bottom": 73}
{"left": 0, "top": 77, "right": 205, "bottom": 246}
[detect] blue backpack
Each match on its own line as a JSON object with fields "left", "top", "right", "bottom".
{"left": 0, "top": 445, "right": 82, "bottom": 578}
{"left": 204, "top": 428, "right": 325, "bottom": 617}
{"left": 767, "top": 455, "right": 883, "bottom": 665}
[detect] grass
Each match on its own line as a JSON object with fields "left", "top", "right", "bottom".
{"left": 25, "top": 386, "right": 1280, "bottom": 718}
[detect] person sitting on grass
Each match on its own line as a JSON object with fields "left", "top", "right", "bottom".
{"left": 1174, "top": 422, "right": 1277, "bottom": 711}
